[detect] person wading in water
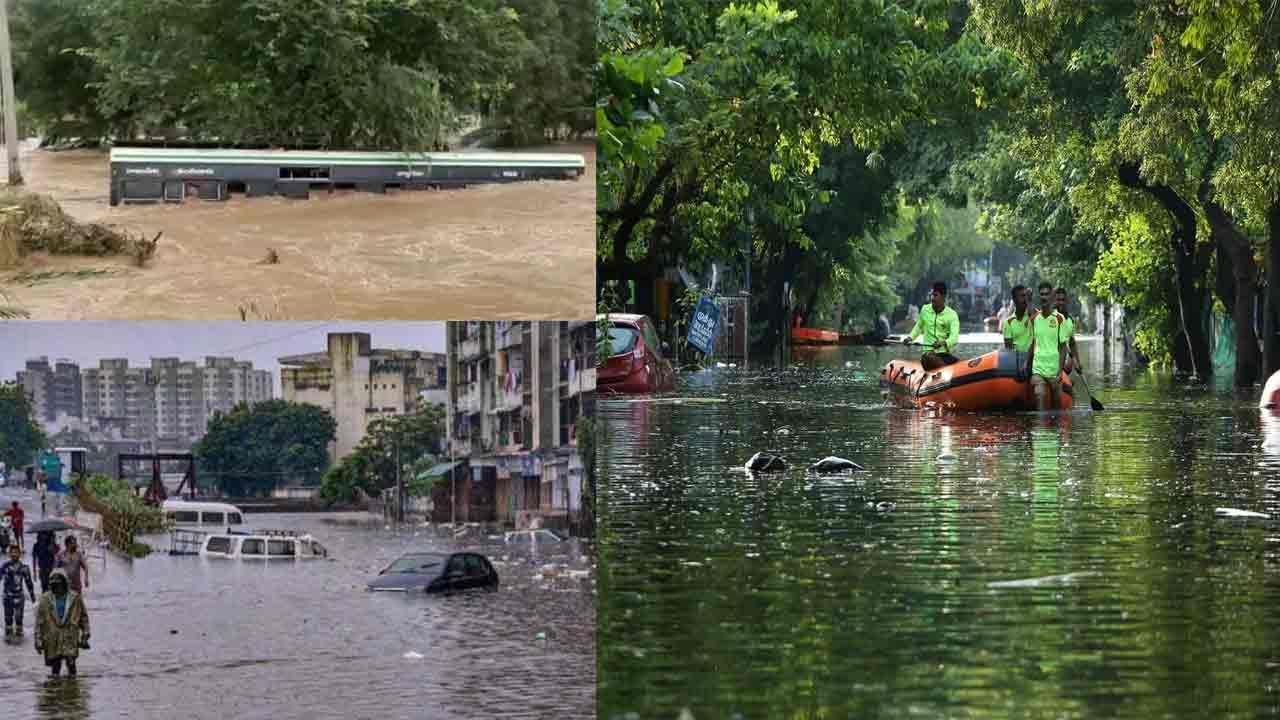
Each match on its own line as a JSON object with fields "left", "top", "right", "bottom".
{"left": 34, "top": 569, "right": 89, "bottom": 677}
{"left": 1, "top": 544, "right": 36, "bottom": 637}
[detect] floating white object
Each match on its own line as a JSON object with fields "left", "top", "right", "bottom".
{"left": 810, "top": 456, "right": 864, "bottom": 473}
{"left": 403, "top": 651, "right": 424, "bottom": 660}
{"left": 987, "top": 571, "right": 1097, "bottom": 589}
{"left": 937, "top": 453, "right": 958, "bottom": 462}
{"left": 1215, "top": 507, "right": 1270, "bottom": 519}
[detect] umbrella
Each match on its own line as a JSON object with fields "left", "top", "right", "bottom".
{"left": 25, "top": 518, "right": 80, "bottom": 534}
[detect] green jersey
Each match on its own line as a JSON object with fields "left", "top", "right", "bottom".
{"left": 908, "top": 304, "right": 960, "bottom": 354}
{"left": 1030, "top": 311, "right": 1066, "bottom": 378}
{"left": 1060, "top": 315, "right": 1075, "bottom": 342}
{"left": 1003, "top": 312, "right": 1033, "bottom": 352}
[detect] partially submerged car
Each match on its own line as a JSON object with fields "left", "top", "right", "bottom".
{"left": 598, "top": 313, "right": 676, "bottom": 394}
{"left": 367, "top": 551, "right": 499, "bottom": 593}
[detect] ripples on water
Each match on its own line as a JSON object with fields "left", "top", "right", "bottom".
{"left": 599, "top": 342, "right": 1280, "bottom": 719}
{"left": 0, "top": 506, "right": 595, "bottom": 719}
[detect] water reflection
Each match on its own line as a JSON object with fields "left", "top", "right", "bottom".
{"left": 599, "top": 343, "right": 1280, "bottom": 719}
{"left": 37, "top": 678, "right": 89, "bottom": 720}
{"left": 0, "top": 506, "right": 595, "bottom": 720}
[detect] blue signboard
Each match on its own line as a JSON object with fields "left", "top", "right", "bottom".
{"left": 687, "top": 296, "right": 721, "bottom": 355}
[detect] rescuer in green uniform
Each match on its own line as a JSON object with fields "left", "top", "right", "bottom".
{"left": 904, "top": 281, "right": 961, "bottom": 371}
{"left": 1055, "top": 287, "right": 1080, "bottom": 374}
{"left": 1027, "top": 282, "right": 1067, "bottom": 411}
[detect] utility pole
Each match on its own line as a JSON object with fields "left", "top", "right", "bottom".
{"left": 394, "top": 437, "right": 403, "bottom": 523}
{"left": 0, "top": 0, "right": 21, "bottom": 186}
{"left": 744, "top": 207, "right": 752, "bottom": 372}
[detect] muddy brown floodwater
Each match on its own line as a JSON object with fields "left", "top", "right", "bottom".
{"left": 4, "top": 142, "right": 594, "bottom": 320}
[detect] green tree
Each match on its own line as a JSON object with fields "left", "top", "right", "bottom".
{"left": 0, "top": 382, "right": 45, "bottom": 469}
{"left": 193, "top": 400, "right": 336, "bottom": 496}
{"left": 319, "top": 404, "right": 445, "bottom": 504}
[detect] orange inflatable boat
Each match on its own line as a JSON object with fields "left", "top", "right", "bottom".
{"left": 880, "top": 348, "right": 1073, "bottom": 412}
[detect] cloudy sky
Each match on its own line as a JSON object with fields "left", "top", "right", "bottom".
{"left": 1, "top": 322, "right": 445, "bottom": 394}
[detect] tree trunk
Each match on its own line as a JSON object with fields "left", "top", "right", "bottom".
{"left": 1265, "top": 199, "right": 1280, "bottom": 376}
{"left": 1205, "top": 200, "right": 1261, "bottom": 386}
{"left": 1117, "top": 163, "right": 1212, "bottom": 378}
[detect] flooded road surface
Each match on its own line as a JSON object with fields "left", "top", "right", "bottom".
{"left": 598, "top": 338, "right": 1280, "bottom": 719}
{"left": 6, "top": 143, "right": 593, "bottom": 320}
{"left": 0, "top": 494, "right": 595, "bottom": 720}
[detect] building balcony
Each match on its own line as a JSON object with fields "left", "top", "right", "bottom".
{"left": 457, "top": 388, "right": 481, "bottom": 414}
{"left": 495, "top": 387, "right": 523, "bottom": 412}
{"left": 459, "top": 336, "right": 484, "bottom": 360}
{"left": 567, "top": 368, "right": 595, "bottom": 397}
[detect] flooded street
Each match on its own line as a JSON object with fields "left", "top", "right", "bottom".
{"left": 0, "top": 494, "right": 595, "bottom": 719}
{"left": 598, "top": 337, "right": 1280, "bottom": 719}
{"left": 5, "top": 143, "right": 593, "bottom": 320}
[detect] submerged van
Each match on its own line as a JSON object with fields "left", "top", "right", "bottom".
{"left": 162, "top": 500, "right": 245, "bottom": 528}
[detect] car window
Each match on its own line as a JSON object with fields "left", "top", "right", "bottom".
{"left": 175, "top": 511, "right": 199, "bottom": 522}
{"left": 228, "top": 513, "right": 243, "bottom": 525}
{"left": 385, "top": 554, "right": 443, "bottom": 574}
{"left": 447, "top": 555, "right": 467, "bottom": 575}
{"left": 205, "top": 536, "right": 231, "bottom": 554}
{"left": 639, "top": 320, "right": 664, "bottom": 358}
{"left": 607, "top": 326, "right": 639, "bottom": 356}
{"left": 509, "top": 533, "right": 529, "bottom": 544}
{"left": 463, "top": 554, "right": 487, "bottom": 577}
{"left": 241, "top": 539, "right": 264, "bottom": 556}
{"left": 202, "top": 512, "right": 224, "bottom": 524}
{"left": 267, "top": 540, "right": 294, "bottom": 556}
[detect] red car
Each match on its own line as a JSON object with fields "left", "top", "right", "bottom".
{"left": 598, "top": 314, "right": 676, "bottom": 394}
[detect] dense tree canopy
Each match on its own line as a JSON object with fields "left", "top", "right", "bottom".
{"left": 599, "top": 0, "right": 1280, "bottom": 384}
{"left": 0, "top": 382, "right": 45, "bottom": 469}
{"left": 12, "top": 0, "right": 591, "bottom": 148}
{"left": 193, "top": 400, "right": 337, "bottom": 496}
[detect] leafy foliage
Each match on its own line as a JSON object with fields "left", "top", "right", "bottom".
{"left": 319, "top": 404, "right": 445, "bottom": 504}
{"left": 193, "top": 400, "right": 337, "bottom": 497}
{"left": 0, "top": 382, "right": 45, "bottom": 468}
{"left": 12, "top": 0, "right": 587, "bottom": 148}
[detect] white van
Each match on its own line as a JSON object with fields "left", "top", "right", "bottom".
{"left": 162, "top": 500, "right": 245, "bottom": 528}
{"left": 200, "top": 529, "right": 328, "bottom": 560}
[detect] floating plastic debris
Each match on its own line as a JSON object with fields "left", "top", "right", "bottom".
{"left": 987, "top": 571, "right": 1097, "bottom": 589}
{"left": 1215, "top": 508, "right": 1269, "bottom": 519}
{"left": 403, "top": 651, "right": 424, "bottom": 660}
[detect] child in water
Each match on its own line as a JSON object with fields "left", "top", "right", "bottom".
{"left": 34, "top": 569, "right": 89, "bottom": 677}
{"left": 1, "top": 544, "right": 36, "bottom": 636}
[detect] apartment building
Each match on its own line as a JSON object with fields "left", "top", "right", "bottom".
{"left": 17, "top": 357, "right": 83, "bottom": 423}
{"left": 279, "top": 333, "right": 447, "bottom": 461}
{"left": 445, "top": 321, "right": 595, "bottom": 529}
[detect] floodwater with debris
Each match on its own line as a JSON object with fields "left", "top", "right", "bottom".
{"left": 4, "top": 142, "right": 593, "bottom": 320}
{"left": 598, "top": 336, "right": 1280, "bottom": 719}
{"left": 0, "top": 495, "right": 595, "bottom": 720}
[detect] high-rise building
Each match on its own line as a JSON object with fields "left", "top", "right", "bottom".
{"left": 17, "top": 357, "right": 83, "bottom": 422}
{"left": 80, "top": 357, "right": 272, "bottom": 444}
{"left": 279, "top": 333, "right": 447, "bottom": 461}
{"left": 446, "top": 321, "right": 595, "bottom": 528}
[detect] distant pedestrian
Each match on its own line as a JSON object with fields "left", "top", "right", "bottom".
{"left": 34, "top": 569, "right": 90, "bottom": 677}
{"left": 40, "top": 485, "right": 47, "bottom": 517}
{"left": 3, "top": 502, "right": 22, "bottom": 550}
{"left": 58, "top": 537, "right": 88, "bottom": 594}
{"left": 1, "top": 544, "right": 36, "bottom": 637}
{"left": 0, "top": 518, "right": 9, "bottom": 555}
{"left": 32, "top": 532, "right": 57, "bottom": 593}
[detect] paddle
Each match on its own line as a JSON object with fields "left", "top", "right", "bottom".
{"left": 1073, "top": 366, "right": 1105, "bottom": 411}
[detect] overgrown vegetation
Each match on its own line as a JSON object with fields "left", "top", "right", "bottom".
{"left": 72, "top": 473, "right": 167, "bottom": 558}
{"left": 12, "top": 0, "right": 592, "bottom": 149}
{"left": 194, "top": 400, "right": 337, "bottom": 496}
